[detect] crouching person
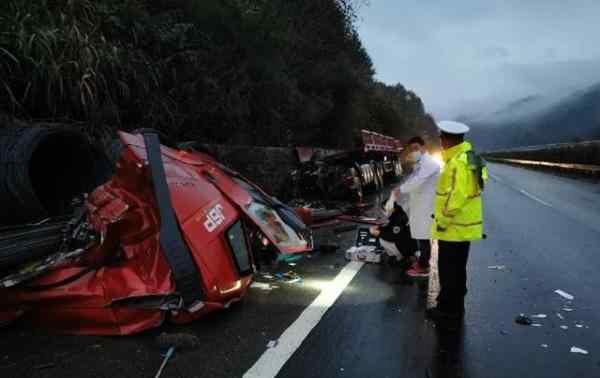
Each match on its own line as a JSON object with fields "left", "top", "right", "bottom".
{"left": 369, "top": 199, "right": 418, "bottom": 270}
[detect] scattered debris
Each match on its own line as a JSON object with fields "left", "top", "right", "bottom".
{"left": 560, "top": 325, "right": 569, "bottom": 330}
{"left": 275, "top": 271, "right": 302, "bottom": 284}
{"left": 250, "top": 282, "right": 273, "bottom": 291}
{"left": 532, "top": 323, "right": 543, "bottom": 327}
{"left": 555, "top": 290, "right": 575, "bottom": 301}
{"left": 531, "top": 314, "right": 547, "bottom": 319}
{"left": 267, "top": 340, "right": 279, "bottom": 349}
{"left": 562, "top": 307, "right": 574, "bottom": 312}
{"left": 154, "top": 347, "right": 175, "bottom": 378}
{"left": 33, "top": 363, "right": 56, "bottom": 370}
{"left": 500, "top": 330, "right": 508, "bottom": 336}
{"left": 570, "top": 347, "right": 589, "bottom": 355}
{"left": 541, "top": 344, "right": 549, "bottom": 348}
{"left": 288, "top": 263, "right": 297, "bottom": 267}
{"left": 576, "top": 324, "right": 584, "bottom": 328}
{"left": 487, "top": 265, "right": 507, "bottom": 271}
{"left": 557, "top": 313, "right": 565, "bottom": 320}
{"left": 515, "top": 314, "right": 533, "bottom": 326}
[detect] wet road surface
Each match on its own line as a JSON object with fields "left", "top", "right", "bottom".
{"left": 2, "top": 163, "right": 600, "bottom": 377}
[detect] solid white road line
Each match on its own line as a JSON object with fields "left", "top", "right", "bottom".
{"left": 427, "top": 240, "right": 439, "bottom": 309}
{"left": 489, "top": 173, "right": 503, "bottom": 183}
{"left": 519, "top": 189, "right": 552, "bottom": 208}
{"left": 489, "top": 172, "right": 552, "bottom": 208}
{"left": 243, "top": 261, "right": 365, "bottom": 378}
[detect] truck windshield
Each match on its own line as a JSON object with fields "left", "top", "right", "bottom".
{"left": 232, "top": 178, "right": 309, "bottom": 252}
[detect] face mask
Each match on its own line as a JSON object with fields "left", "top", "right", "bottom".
{"left": 410, "top": 151, "right": 423, "bottom": 162}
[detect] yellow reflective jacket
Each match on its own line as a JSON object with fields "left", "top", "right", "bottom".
{"left": 432, "top": 141, "right": 487, "bottom": 242}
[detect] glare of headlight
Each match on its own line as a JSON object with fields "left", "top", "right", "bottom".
{"left": 432, "top": 152, "right": 444, "bottom": 167}
{"left": 302, "top": 279, "right": 334, "bottom": 291}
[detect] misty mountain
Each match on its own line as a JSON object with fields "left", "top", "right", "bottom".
{"left": 467, "top": 83, "right": 600, "bottom": 150}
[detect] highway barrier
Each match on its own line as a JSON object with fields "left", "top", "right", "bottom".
{"left": 484, "top": 140, "right": 600, "bottom": 177}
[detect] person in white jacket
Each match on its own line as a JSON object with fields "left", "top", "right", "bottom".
{"left": 394, "top": 136, "right": 440, "bottom": 278}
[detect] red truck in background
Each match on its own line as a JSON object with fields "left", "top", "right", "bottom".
{"left": 291, "top": 129, "right": 404, "bottom": 203}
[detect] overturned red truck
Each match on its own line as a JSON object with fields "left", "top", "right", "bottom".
{"left": 0, "top": 129, "right": 311, "bottom": 335}
{"left": 291, "top": 129, "right": 405, "bottom": 203}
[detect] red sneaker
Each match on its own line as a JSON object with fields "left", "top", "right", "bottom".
{"left": 407, "top": 264, "right": 429, "bottom": 278}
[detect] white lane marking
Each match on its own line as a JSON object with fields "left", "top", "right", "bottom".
{"left": 243, "top": 261, "right": 365, "bottom": 378}
{"left": 489, "top": 173, "right": 503, "bottom": 183}
{"left": 488, "top": 170, "right": 553, "bottom": 208}
{"left": 427, "top": 240, "right": 439, "bottom": 309}
{"left": 519, "top": 189, "right": 552, "bottom": 208}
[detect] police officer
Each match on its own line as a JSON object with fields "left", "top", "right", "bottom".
{"left": 427, "top": 121, "right": 487, "bottom": 330}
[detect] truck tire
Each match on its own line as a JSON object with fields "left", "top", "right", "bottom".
{"left": 372, "top": 163, "right": 381, "bottom": 191}
{"left": 0, "top": 127, "right": 112, "bottom": 225}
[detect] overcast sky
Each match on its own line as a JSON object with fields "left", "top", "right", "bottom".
{"left": 355, "top": 0, "right": 600, "bottom": 119}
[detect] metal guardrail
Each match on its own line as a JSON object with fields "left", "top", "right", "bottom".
{"left": 486, "top": 157, "right": 600, "bottom": 176}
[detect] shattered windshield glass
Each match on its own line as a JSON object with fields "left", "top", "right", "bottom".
{"left": 232, "top": 178, "right": 308, "bottom": 251}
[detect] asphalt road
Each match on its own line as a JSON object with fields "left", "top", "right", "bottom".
{"left": 2, "top": 163, "right": 600, "bottom": 378}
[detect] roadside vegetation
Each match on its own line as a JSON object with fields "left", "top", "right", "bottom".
{"left": 0, "top": 0, "right": 437, "bottom": 147}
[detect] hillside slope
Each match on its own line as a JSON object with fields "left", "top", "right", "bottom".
{"left": 469, "top": 83, "right": 600, "bottom": 150}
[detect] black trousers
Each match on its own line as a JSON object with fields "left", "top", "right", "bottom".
{"left": 437, "top": 241, "right": 470, "bottom": 314}
{"left": 384, "top": 226, "right": 418, "bottom": 259}
{"left": 417, "top": 239, "right": 431, "bottom": 268}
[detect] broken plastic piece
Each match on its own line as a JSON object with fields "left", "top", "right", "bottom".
{"left": 267, "top": 340, "right": 279, "bottom": 348}
{"left": 33, "top": 363, "right": 56, "bottom": 370}
{"left": 515, "top": 314, "right": 533, "bottom": 326}
{"left": 562, "top": 307, "right": 574, "bottom": 312}
{"left": 560, "top": 325, "right": 569, "bottom": 330}
{"left": 557, "top": 313, "right": 565, "bottom": 320}
{"left": 555, "top": 290, "right": 575, "bottom": 300}
{"left": 250, "top": 282, "right": 273, "bottom": 291}
{"left": 531, "top": 314, "right": 547, "bottom": 319}
{"left": 275, "top": 271, "right": 302, "bottom": 284}
{"left": 570, "top": 347, "right": 589, "bottom": 355}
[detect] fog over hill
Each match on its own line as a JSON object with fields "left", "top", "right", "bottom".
{"left": 465, "top": 82, "right": 600, "bottom": 150}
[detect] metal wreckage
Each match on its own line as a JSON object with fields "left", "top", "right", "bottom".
{"left": 0, "top": 129, "right": 312, "bottom": 335}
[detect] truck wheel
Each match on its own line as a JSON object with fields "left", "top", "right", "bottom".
{"left": 372, "top": 163, "right": 381, "bottom": 191}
